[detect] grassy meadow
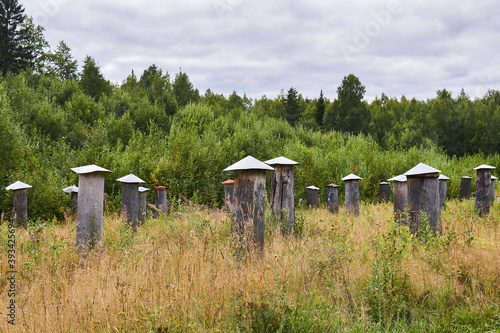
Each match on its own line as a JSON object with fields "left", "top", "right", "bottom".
{"left": 1, "top": 198, "right": 499, "bottom": 332}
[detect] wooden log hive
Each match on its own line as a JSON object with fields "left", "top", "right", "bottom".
{"left": 117, "top": 174, "right": 145, "bottom": 232}
{"left": 404, "top": 163, "right": 441, "bottom": 235}
{"left": 491, "top": 175, "right": 497, "bottom": 205}
{"left": 306, "top": 186, "right": 319, "bottom": 208}
{"left": 438, "top": 175, "right": 450, "bottom": 209}
{"left": 474, "top": 164, "right": 495, "bottom": 217}
{"left": 265, "top": 156, "right": 299, "bottom": 234}
{"left": 138, "top": 186, "right": 150, "bottom": 225}
{"left": 342, "top": 173, "right": 362, "bottom": 216}
{"left": 222, "top": 179, "right": 234, "bottom": 210}
{"left": 388, "top": 175, "right": 408, "bottom": 222}
{"left": 458, "top": 176, "right": 472, "bottom": 201}
{"left": 326, "top": 184, "right": 339, "bottom": 214}
{"left": 6, "top": 181, "right": 32, "bottom": 227}
{"left": 155, "top": 186, "right": 168, "bottom": 216}
{"left": 379, "top": 182, "right": 390, "bottom": 204}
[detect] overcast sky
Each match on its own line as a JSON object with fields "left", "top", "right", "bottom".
{"left": 23, "top": 0, "right": 500, "bottom": 102}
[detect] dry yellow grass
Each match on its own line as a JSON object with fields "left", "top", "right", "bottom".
{"left": 0, "top": 199, "right": 499, "bottom": 332}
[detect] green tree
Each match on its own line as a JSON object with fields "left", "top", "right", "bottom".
{"left": 0, "top": 0, "right": 34, "bottom": 74}
{"left": 47, "top": 40, "right": 78, "bottom": 80}
{"left": 19, "top": 16, "right": 48, "bottom": 73}
{"left": 79, "top": 55, "right": 112, "bottom": 101}
{"left": 284, "top": 87, "right": 300, "bottom": 126}
{"left": 172, "top": 69, "right": 200, "bottom": 108}
{"left": 315, "top": 89, "right": 326, "bottom": 126}
{"left": 335, "top": 74, "right": 370, "bottom": 134}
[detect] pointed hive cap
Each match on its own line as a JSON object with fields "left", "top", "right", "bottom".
{"left": 223, "top": 155, "right": 274, "bottom": 171}
{"left": 71, "top": 164, "right": 112, "bottom": 174}
{"left": 342, "top": 173, "right": 363, "bottom": 181}
{"left": 474, "top": 164, "right": 496, "bottom": 170}
{"left": 62, "top": 185, "right": 78, "bottom": 193}
{"left": 6, "top": 181, "right": 32, "bottom": 191}
{"left": 222, "top": 179, "right": 234, "bottom": 185}
{"left": 491, "top": 176, "right": 498, "bottom": 180}
{"left": 306, "top": 185, "right": 320, "bottom": 190}
{"left": 138, "top": 186, "right": 150, "bottom": 192}
{"left": 404, "top": 163, "right": 441, "bottom": 176}
{"left": 264, "top": 156, "right": 300, "bottom": 165}
{"left": 379, "top": 182, "right": 389, "bottom": 185}
{"left": 388, "top": 175, "right": 407, "bottom": 182}
{"left": 117, "top": 174, "right": 145, "bottom": 183}
{"left": 326, "top": 184, "right": 339, "bottom": 187}
{"left": 439, "top": 175, "right": 450, "bottom": 180}
{"left": 461, "top": 176, "right": 472, "bottom": 179}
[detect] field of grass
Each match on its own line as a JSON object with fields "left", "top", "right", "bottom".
{"left": 1, "top": 199, "right": 499, "bottom": 332}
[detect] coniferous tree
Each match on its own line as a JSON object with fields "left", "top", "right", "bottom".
{"left": 284, "top": 87, "right": 300, "bottom": 126}
{"left": 173, "top": 69, "right": 200, "bottom": 108}
{"left": 48, "top": 41, "right": 78, "bottom": 80}
{"left": 79, "top": 55, "right": 112, "bottom": 101}
{"left": 0, "top": 0, "right": 34, "bottom": 74}
{"left": 315, "top": 89, "right": 325, "bottom": 126}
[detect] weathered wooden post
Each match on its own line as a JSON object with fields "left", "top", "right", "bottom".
{"left": 138, "top": 186, "right": 150, "bottom": 225}
{"left": 223, "top": 155, "right": 273, "bottom": 260}
{"left": 326, "top": 184, "right": 339, "bottom": 214}
{"left": 379, "top": 182, "right": 389, "bottom": 204}
{"left": 117, "top": 174, "right": 145, "bottom": 232}
{"left": 474, "top": 164, "right": 495, "bottom": 216}
{"left": 63, "top": 185, "right": 79, "bottom": 212}
{"left": 222, "top": 179, "right": 234, "bottom": 210}
{"left": 71, "top": 164, "right": 112, "bottom": 251}
{"left": 458, "top": 176, "right": 472, "bottom": 201}
{"left": 342, "top": 173, "right": 362, "bottom": 216}
{"left": 438, "top": 175, "right": 450, "bottom": 209}
{"left": 6, "top": 181, "right": 32, "bottom": 227}
{"left": 491, "top": 176, "right": 497, "bottom": 205}
{"left": 388, "top": 175, "right": 408, "bottom": 223}
{"left": 265, "top": 156, "right": 300, "bottom": 234}
{"left": 306, "top": 186, "right": 319, "bottom": 208}
{"left": 404, "top": 163, "right": 441, "bottom": 235}
{"left": 155, "top": 186, "right": 168, "bottom": 216}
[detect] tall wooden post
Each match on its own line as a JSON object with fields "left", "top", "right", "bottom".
{"left": 491, "top": 176, "right": 497, "bottom": 205}
{"left": 326, "top": 184, "right": 339, "bottom": 214}
{"left": 63, "top": 185, "right": 79, "bottom": 212}
{"left": 474, "top": 164, "right": 495, "bottom": 217}
{"left": 6, "top": 181, "right": 32, "bottom": 227}
{"left": 438, "top": 175, "right": 450, "bottom": 209}
{"left": 404, "top": 163, "right": 441, "bottom": 235}
{"left": 71, "top": 164, "right": 112, "bottom": 251}
{"left": 117, "top": 174, "right": 145, "bottom": 232}
{"left": 459, "top": 176, "right": 472, "bottom": 201}
{"left": 265, "top": 156, "right": 299, "bottom": 234}
{"left": 388, "top": 175, "right": 408, "bottom": 223}
{"left": 224, "top": 156, "right": 274, "bottom": 260}
{"left": 342, "top": 173, "right": 362, "bottom": 216}
{"left": 222, "top": 180, "right": 234, "bottom": 210}
{"left": 379, "top": 182, "right": 389, "bottom": 204}
{"left": 155, "top": 186, "right": 168, "bottom": 216}
{"left": 138, "top": 186, "right": 150, "bottom": 225}
{"left": 306, "top": 186, "right": 319, "bottom": 208}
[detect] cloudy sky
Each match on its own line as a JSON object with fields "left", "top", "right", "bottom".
{"left": 23, "top": 0, "right": 500, "bottom": 102}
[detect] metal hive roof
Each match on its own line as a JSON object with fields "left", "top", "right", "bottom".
{"left": 117, "top": 174, "right": 145, "bottom": 183}
{"left": 438, "top": 175, "right": 450, "bottom": 180}
{"left": 264, "top": 156, "right": 300, "bottom": 166}
{"left": 306, "top": 186, "right": 320, "bottom": 190}
{"left": 6, "top": 181, "right": 32, "bottom": 191}
{"left": 474, "top": 164, "right": 496, "bottom": 170}
{"left": 342, "top": 173, "right": 363, "bottom": 181}
{"left": 71, "top": 164, "right": 112, "bottom": 174}
{"left": 222, "top": 179, "right": 234, "bottom": 184}
{"left": 138, "top": 186, "right": 150, "bottom": 192}
{"left": 379, "top": 182, "right": 389, "bottom": 185}
{"left": 491, "top": 176, "right": 498, "bottom": 180}
{"left": 404, "top": 163, "right": 441, "bottom": 176}
{"left": 223, "top": 155, "right": 274, "bottom": 171}
{"left": 62, "top": 185, "right": 78, "bottom": 193}
{"left": 388, "top": 175, "right": 407, "bottom": 182}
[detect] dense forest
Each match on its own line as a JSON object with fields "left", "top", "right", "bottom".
{"left": 1, "top": 0, "right": 500, "bottom": 220}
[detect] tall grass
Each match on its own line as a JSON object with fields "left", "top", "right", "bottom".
{"left": 1, "top": 199, "right": 499, "bottom": 332}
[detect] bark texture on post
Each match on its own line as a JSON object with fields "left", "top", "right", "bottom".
{"left": 76, "top": 172, "right": 106, "bottom": 250}
{"left": 393, "top": 181, "right": 408, "bottom": 222}
{"left": 232, "top": 170, "right": 267, "bottom": 259}
{"left": 458, "top": 177, "right": 472, "bottom": 201}
{"left": 438, "top": 175, "right": 450, "bottom": 210}
{"left": 269, "top": 165, "right": 295, "bottom": 234}
{"left": 13, "top": 189, "right": 28, "bottom": 227}
{"left": 379, "top": 182, "right": 389, "bottom": 204}
{"left": 138, "top": 190, "right": 147, "bottom": 225}
{"left": 155, "top": 186, "right": 168, "bottom": 216}
{"left": 326, "top": 184, "right": 339, "bottom": 214}
{"left": 306, "top": 186, "right": 319, "bottom": 208}
{"left": 345, "top": 181, "right": 360, "bottom": 216}
{"left": 121, "top": 183, "right": 140, "bottom": 231}
{"left": 474, "top": 166, "right": 494, "bottom": 217}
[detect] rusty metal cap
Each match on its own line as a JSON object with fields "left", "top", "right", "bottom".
{"left": 117, "top": 174, "right": 145, "bottom": 183}
{"left": 222, "top": 179, "right": 234, "bottom": 184}
{"left": 155, "top": 186, "right": 167, "bottom": 190}
{"left": 224, "top": 155, "right": 274, "bottom": 171}
{"left": 6, "top": 181, "right": 32, "bottom": 191}
{"left": 326, "top": 184, "right": 339, "bottom": 187}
